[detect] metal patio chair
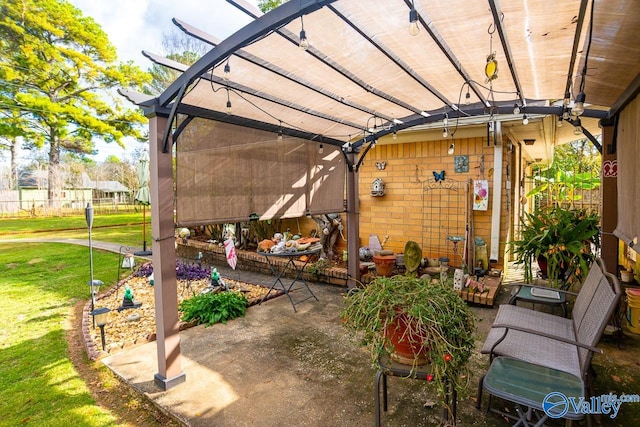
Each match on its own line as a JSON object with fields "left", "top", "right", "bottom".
{"left": 478, "top": 258, "right": 621, "bottom": 425}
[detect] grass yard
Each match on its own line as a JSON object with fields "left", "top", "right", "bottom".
{"left": 0, "top": 212, "right": 150, "bottom": 248}
{"left": 0, "top": 243, "right": 124, "bottom": 425}
{"left": 0, "top": 213, "right": 176, "bottom": 426}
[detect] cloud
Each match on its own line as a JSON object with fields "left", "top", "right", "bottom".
{"left": 66, "top": 0, "right": 257, "bottom": 162}
{"left": 69, "top": 0, "right": 255, "bottom": 68}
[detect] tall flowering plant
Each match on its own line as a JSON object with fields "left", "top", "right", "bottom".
{"left": 510, "top": 206, "right": 600, "bottom": 286}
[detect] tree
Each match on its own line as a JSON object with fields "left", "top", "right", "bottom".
{"left": 0, "top": 0, "right": 151, "bottom": 205}
{"left": 145, "top": 31, "right": 209, "bottom": 96}
{"left": 528, "top": 139, "right": 601, "bottom": 208}
{"left": 258, "top": 0, "right": 286, "bottom": 12}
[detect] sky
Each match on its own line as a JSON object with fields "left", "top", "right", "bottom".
{"left": 66, "top": 0, "right": 259, "bottom": 162}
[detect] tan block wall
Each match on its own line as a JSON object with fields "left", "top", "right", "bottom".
{"left": 358, "top": 135, "right": 511, "bottom": 270}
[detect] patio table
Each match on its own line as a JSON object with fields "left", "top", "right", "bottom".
{"left": 258, "top": 248, "right": 320, "bottom": 312}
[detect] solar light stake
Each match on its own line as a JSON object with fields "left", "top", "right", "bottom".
{"left": 85, "top": 203, "right": 95, "bottom": 327}
{"left": 91, "top": 307, "right": 111, "bottom": 351}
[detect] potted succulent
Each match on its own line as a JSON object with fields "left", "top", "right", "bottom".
{"left": 341, "top": 272, "right": 476, "bottom": 415}
{"left": 510, "top": 205, "right": 600, "bottom": 286}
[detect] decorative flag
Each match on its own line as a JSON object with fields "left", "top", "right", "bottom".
{"left": 473, "top": 180, "right": 489, "bottom": 211}
{"left": 224, "top": 238, "right": 237, "bottom": 270}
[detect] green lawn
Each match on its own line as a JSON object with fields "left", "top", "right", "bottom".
{"left": 0, "top": 243, "right": 123, "bottom": 425}
{"left": 0, "top": 213, "right": 160, "bottom": 426}
{"left": 0, "top": 212, "right": 150, "bottom": 247}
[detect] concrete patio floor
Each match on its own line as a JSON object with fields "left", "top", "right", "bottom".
{"left": 101, "top": 260, "right": 640, "bottom": 426}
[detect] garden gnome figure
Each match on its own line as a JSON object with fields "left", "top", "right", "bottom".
{"left": 210, "top": 268, "right": 228, "bottom": 291}
{"left": 118, "top": 285, "right": 142, "bottom": 311}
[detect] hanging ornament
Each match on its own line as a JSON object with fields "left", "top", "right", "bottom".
{"left": 485, "top": 52, "right": 498, "bottom": 82}
{"left": 485, "top": 20, "right": 499, "bottom": 83}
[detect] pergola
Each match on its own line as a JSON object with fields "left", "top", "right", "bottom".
{"left": 122, "top": 0, "right": 640, "bottom": 390}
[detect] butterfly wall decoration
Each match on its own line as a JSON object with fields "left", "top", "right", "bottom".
{"left": 433, "top": 170, "right": 445, "bottom": 182}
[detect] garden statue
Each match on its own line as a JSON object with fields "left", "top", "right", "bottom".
{"left": 453, "top": 268, "right": 465, "bottom": 291}
{"left": 118, "top": 285, "right": 142, "bottom": 311}
{"left": 210, "top": 268, "right": 227, "bottom": 291}
{"left": 313, "top": 213, "right": 343, "bottom": 259}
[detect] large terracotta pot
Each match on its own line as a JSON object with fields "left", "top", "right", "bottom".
{"left": 385, "top": 313, "right": 429, "bottom": 365}
{"left": 537, "top": 255, "right": 568, "bottom": 281}
{"left": 373, "top": 254, "right": 396, "bottom": 277}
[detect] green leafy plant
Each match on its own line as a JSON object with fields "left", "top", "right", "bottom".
{"left": 179, "top": 291, "right": 248, "bottom": 326}
{"left": 307, "top": 258, "right": 332, "bottom": 278}
{"left": 510, "top": 206, "right": 600, "bottom": 285}
{"left": 341, "top": 275, "right": 476, "bottom": 415}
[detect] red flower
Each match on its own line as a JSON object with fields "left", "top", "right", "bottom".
{"left": 426, "top": 374, "right": 434, "bottom": 382}
{"left": 444, "top": 354, "right": 452, "bottom": 362}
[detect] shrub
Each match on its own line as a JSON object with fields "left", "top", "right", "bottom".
{"left": 179, "top": 291, "right": 248, "bottom": 326}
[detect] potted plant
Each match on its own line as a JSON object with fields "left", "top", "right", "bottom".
{"left": 341, "top": 273, "right": 476, "bottom": 415}
{"left": 510, "top": 205, "right": 600, "bottom": 286}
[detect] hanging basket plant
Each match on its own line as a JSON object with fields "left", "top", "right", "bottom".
{"left": 341, "top": 274, "right": 476, "bottom": 412}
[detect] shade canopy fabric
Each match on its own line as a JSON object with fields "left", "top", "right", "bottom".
{"left": 175, "top": 118, "right": 345, "bottom": 226}
{"left": 140, "top": 0, "right": 639, "bottom": 148}
{"left": 121, "top": 0, "right": 640, "bottom": 227}
{"left": 614, "top": 95, "right": 640, "bottom": 250}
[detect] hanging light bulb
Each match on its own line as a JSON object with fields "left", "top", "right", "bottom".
{"left": 563, "top": 91, "right": 571, "bottom": 107}
{"left": 573, "top": 119, "right": 583, "bottom": 135}
{"left": 392, "top": 129, "right": 397, "bottom": 140}
{"left": 513, "top": 103, "right": 520, "bottom": 115}
{"left": 522, "top": 114, "right": 529, "bottom": 125}
{"left": 556, "top": 116, "right": 563, "bottom": 128}
{"left": 442, "top": 128, "right": 448, "bottom": 138}
{"left": 223, "top": 60, "right": 231, "bottom": 81}
{"left": 319, "top": 143, "right": 324, "bottom": 154}
{"left": 371, "top": 139, "right": 377, "bottom": 148}
{"left": 409, "top": 3, "right": 420, "bottom": 36}
{"left": 465, "top": 89, "right": 471, "bottom": 105}
{"left": 443, "top": 113, "right": 448, "bottom": 127}
{"left": 572, "top": 92, "right": 586, "bottom": 116}
{"left": 448, "top": 142, "right": 455, "bottom": 155}
{"left": 563, "top": 109, "right": 570, "bottom": 120}
{"left": 277, "top": 121, "right": 283, "bottom": 143}
{"left": 226, "top": 88, "right": 232, "bottom": 114}
{"left": 299, "top": 16, "right": 309, "bottom": 50}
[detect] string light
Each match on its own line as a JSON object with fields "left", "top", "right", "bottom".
{"left": 572, "top": 92, "right": 586, "bottom": 116}
{"left": 556, "top": 116, "right": 563, "bottom": 128}
{"left": 522, "top": 114, "right": 529, "bottom": 125}
{"left": 226, "top": 88, "right": 232, "bottom": 114}
{"left": 409, "top": 1, "right": 420, "bottom": 36}
{"left": 448, "top": 142, "right": 455, "bottom": 155}
{"left": 223, "top": 60, "right": 231, "bottom": 81}
{"left": 277, "top": 121, "right": 283, "bottom": 143}
{"left": 513, "top": 103, "right": 520, "bottom": 115}
{"left": 299, "top": 16, "right": 309, "bottom": 50}
{"left": 465, "top": 87, "right": 471, "bottom": 105}
{"left": 573, "top": 118, "right": 583, "bottom": 135}
{"left": 319, "top": 142, "right": 324, "bottom": 153}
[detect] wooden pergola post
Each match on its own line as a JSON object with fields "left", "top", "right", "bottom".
{"left": 149, "top": 112, "right": 186, "bottom": 390}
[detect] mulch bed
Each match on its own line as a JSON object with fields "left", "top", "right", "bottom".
{"left": 85, "top": 274, "right": 279, "bottom": 359}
